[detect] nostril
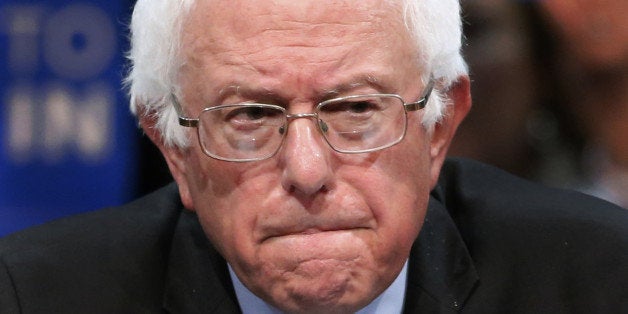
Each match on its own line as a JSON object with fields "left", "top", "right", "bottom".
{"left": 286, "top": 181, "right": 328, "bottom": 196}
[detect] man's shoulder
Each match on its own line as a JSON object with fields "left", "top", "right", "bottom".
{"left": 0, "top": 183, "right": 183, "bottom": 257}
{"left": 437, "top": 158, "right": 628, "bottom": 311}
{"left": 439, "top": 158, "right": 628, "bottom": 241}
{"left": 426, "top": 158, "right": 628, "bottom": 270}
{"left": 433, "top": 159, "right": 628, "bottom": 313}
{"left": 0, "top": 183, "right": 184, "bottom": 313}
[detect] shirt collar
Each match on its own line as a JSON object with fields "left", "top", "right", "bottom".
{"left": 229, "top": 261, "right": 408, "bottom": 314}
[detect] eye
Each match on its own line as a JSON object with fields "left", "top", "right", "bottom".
{"left": 225, "top": 106, "right": 281, "bottom": 122}
{"left": 322, "top": 99, "right": 381, "bottom": 116}
{"left": 345, "top": 101, "right": 373, "bottom": 113}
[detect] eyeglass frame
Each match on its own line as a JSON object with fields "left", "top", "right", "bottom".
{"left": 171, "top": 80, "right": 435, "bottom": 162}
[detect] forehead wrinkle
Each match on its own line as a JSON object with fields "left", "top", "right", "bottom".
{"left": 254, "top": 21, "right": 376, "bottom": 48}
{"left": 218, "top": 84, "right": 276, "bottom": 100}
{"left": 231, "top": 0, "right": 394, "bottom": 35}
{"left": 202, "top": 24, "right": 374, "bottom": 70}
{"left": 186, "top": 33, "right": 348, "bottom": 83}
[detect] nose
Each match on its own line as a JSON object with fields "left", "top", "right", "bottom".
{"left": 278, "top": 115, "right": 334, "bottom": 196}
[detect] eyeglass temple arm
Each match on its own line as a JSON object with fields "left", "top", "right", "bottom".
{"left": 171, "top": 94, "right": 199, "bottom": 127}
{"left": 404, "top": 79, "right": 435, "bottom": 112}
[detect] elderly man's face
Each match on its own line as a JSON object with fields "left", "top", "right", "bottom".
{"left": 159, "top": 0, "right": 462, "bottom": 312}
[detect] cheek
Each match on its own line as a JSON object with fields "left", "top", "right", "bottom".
{"left": 359, "top": 133, "right": 432, "bottom": 249}
{"left": 347, "top": 155, "right": 429, "bottom": 251}
{"left": 348, "top": 170, "right": 429, "bottom": 257}
{"left": 184, "top": 152, "right": 279, "bottom": 260}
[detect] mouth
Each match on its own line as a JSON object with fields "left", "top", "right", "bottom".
{"left": 260, "top": 226, "right": 370, "bottom": 243}
{"left": 256, "top": 205, "right": 376, "bottom": 244}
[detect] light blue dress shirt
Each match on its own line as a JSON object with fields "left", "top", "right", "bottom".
{"left": 229, "top": 261, "right": 408, "bottom": 314}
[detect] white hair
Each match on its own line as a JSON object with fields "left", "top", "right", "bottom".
{"left": 125, "top": 0, "right": 468, "bottom": 148}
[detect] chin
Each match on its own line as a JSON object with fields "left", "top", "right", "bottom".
{"left": 251, "top": 258, "right": 386, "bottom": 314}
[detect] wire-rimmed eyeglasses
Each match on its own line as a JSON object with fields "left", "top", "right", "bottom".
{"left": 172, "top": 81, "right": 434, "bottom": 162}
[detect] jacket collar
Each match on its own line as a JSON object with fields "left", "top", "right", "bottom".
{"left": 162, "top": 191, "right": 478, "bottom": 313}
{"left": 162, "top": 210, "right": 241, "bottom": 313}
{"left": 402, "top": 190, "right": 479, "bottom": 313}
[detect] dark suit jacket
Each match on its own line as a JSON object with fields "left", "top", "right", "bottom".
{"left": 1, "top": 159, "right": 627, "bottom": 313}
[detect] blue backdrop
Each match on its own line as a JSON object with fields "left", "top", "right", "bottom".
{"left": 0, "top": 0, "right": 137, "bottom": 236}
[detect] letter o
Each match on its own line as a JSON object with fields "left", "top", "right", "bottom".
{"left": 43, "top": 4, "right": 116, "bottom": 80}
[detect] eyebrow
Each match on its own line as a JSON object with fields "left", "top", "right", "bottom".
{"left": 214, "top": 74, "right": 393, "bottom": 104}
{"left": 320, "top": 75, "right": 389, "bottom": 98}
{"left": 217, "top": 85, "right": 278, "bottom": 104}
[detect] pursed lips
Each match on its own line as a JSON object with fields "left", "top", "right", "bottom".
{"left": 258, "top": 220, "right": 374, "bottom": 243}
{"left": 255, "top": 192, "right": 376, "bottom": 243}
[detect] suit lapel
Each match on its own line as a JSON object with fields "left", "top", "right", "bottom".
{"left": 403, "top": 195, "right": 479, "bottom": 313}
{"left": 162, "top": 210, "right": 241, "bottom": 314}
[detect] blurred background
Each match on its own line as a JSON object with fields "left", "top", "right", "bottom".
{"left": 0, "top": 0, "right": 152, "bottom": 235}
{"left": 451, "top": 0, "right": 628, "bottom": 208}
{"left": 1, "top": 0, "right": 626, "bottom": 236}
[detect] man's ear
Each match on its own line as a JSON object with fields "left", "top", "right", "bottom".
{"left": 429, "top": 75, "right": 472, "bottom": 187}
{"left": 139, "top": 113, "right": 195, "bottom": 210}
